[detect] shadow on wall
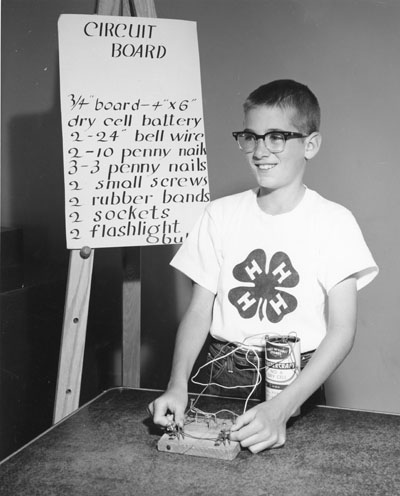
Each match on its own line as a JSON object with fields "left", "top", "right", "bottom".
{"left": 0, "top": 65, "right": 69, "bottom": 460}
{"left": 7, "top": 67, "right": 68, "bottom": 285}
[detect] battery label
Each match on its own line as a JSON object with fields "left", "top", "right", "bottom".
{"left": 265, "top": 336, "right": 300, "bottom": 399}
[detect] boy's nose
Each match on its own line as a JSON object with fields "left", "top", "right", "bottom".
{"left": 253, "top": 138, "right": 271, "bottom": 157}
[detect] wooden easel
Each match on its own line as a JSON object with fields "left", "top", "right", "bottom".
{"left": 53, "top": 0, "right": 157, "bottom": 424}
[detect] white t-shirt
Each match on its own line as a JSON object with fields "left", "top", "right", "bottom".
{"left": 171, "top": 187, "right": 378, "bottom": 352}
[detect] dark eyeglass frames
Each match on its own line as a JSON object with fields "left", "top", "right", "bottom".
{"left": 232, "top": 130, "right": 308, "bottom": 154}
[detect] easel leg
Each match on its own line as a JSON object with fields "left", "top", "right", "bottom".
{"left": 122, "top": 247, "right": 141, "bottom": 386}
{"left": 53, "top": 249, "right": 94, "bottom": 423}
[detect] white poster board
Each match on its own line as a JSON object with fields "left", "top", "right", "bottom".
{"left": 58, "top": 14, "right": 209, "bottom": 249}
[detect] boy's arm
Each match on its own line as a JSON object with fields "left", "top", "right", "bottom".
{"left": 148, "top": 282, "right": 215, "bottom": 427}
{"left": 230, "top": 275, "right": 358, "bottom": 453}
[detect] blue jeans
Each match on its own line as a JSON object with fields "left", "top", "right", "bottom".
{"left": 202, "top": 339, "right": 325, "bottom": 406}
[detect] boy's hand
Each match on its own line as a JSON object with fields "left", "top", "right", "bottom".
{"left": 229, "top": 399, "right": 288, "bottom": 453}
{"left": 147, "top": 386, "right": 188, "bottom": 428}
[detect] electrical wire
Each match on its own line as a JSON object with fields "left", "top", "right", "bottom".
{"left": 178, "top": 333, "right": 300, "bottom": 438}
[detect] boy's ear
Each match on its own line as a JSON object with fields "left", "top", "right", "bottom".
{"left": 304, "top": 132, "right": 322, "bottom": 160}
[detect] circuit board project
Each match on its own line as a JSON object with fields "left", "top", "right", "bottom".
{"left": 157, "top": 417, "right": 240, "bottom": 460}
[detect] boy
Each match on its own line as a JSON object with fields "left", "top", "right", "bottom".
{"left": 148, "top": 79, "right": 378, "bottom": 453}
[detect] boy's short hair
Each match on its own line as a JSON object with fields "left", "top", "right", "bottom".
{"left": 244, "top": 79, "right": 321, "bottom": 134}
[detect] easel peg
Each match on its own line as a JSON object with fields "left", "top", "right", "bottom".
{"left": 80, "top": 246, "right": 92, "bottom": 259}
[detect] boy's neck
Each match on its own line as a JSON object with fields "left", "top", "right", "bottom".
{"left": 257, "top": 183, "right": 306, "bottom": 215}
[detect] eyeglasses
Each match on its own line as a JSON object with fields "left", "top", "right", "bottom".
{"left": 232, "top": 130, "right": 308, "bottom": 154}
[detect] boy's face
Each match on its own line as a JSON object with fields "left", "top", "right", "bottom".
{"left": 243, "top": 105, "right": 313, "bottom": 194}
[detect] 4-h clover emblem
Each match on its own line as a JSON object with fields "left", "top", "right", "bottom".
{"left": 228, "top": 249, "right": 299, "bottom": 323}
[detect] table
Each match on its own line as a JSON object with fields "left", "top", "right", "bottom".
{"left": 0, "top": 388, "right": 399, "bottom": 495}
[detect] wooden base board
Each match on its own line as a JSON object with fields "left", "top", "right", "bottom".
{"left": 157, "top": 418, "right": 240, "bottom": 460}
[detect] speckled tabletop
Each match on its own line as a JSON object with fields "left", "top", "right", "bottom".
{"left": 0, "top": 388, "right": 399, "bottom": 496}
